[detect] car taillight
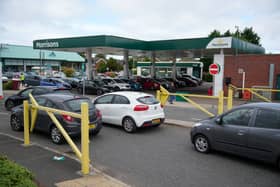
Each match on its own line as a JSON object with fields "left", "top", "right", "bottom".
{"left": 134, "top": 105, "right": 149, "bottom": 111}
{"left": 62, "top": 114, "right": 74, "bottom": 122}
{"left": 96, "top": 109, "right": 102, "bottom": 118}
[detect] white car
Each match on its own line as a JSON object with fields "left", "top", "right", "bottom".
{"left": 93, "top": 91, "right": 165, "bottom": 133}
{"left": 102, "top": 78, "right": 131, "bottom": 91}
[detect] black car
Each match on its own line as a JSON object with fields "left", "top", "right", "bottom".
{"left": 77, "top": 80, "right": 110, "bottom": 95}
{"left": 191, "top": 102, "right": 280, "bottom": 167}
{"left": 24, "top": 75, "right": 41, "bottom": 86}
{"left": 4, "top": 86, "right": 71, "bottom": 111}
{"left": 62, "top": 78, "right": 80, "bottom": 88}
{"left": 10, "top": 94, "right": 102, "bottom": 144}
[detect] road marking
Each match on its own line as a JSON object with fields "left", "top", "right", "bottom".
{"left": 191, "top": 118, "right": 202, "bottom": 121}
{"left": 0, "top": 112, "right": 9, "bottom": 115}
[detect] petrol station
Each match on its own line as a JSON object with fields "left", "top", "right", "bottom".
{"left": 33, "top": 35, "right": 264, "bottom": 96}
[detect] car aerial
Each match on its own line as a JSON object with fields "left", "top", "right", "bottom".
{"left": 77, "top": 80, "right": 110, "bottom": 95}
{"left": 4, "top": 86, "right": 71, "bottom": 111}
{"left": 93, "top": 91, "right": 165, "bottom": 133}
{"left": 190, "top": 102, "right": 280, "bottom": 168}
{"left": 40, "top": 78, "right": 72, "bottom": 89}
{"left": 102, "top": 77, "right": 131, "bottom": 91}
{"left": 10, "top": 94, "right": 102, "bottom": 144}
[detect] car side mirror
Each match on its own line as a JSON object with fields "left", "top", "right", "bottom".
{"left": 215, "top": 117, "right": 222, "bottom": 125}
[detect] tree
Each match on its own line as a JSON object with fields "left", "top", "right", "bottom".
{"left": 208, "top": 27, "right": 261, "bottom": 45}
{"left": 96, "top": 61, "right": 107, "bottom": 73}
{"left": 208, "top": 29, "right": 222, "bottom": 38}
{"left": 107, "top": 57, "right": 123, "bottom": 71}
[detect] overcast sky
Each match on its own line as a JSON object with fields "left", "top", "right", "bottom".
{"left": 0, "top": 0, "right": 279, "bottom": 53}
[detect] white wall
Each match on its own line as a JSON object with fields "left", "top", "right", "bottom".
{"left": 213, "top": 54, "right": 224, "bottom": 96}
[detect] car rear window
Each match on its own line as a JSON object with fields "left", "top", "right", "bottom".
{"left": 64, "top": 98, "right": 94, "bottom": 111}
{"left": 137, "top": 96, "right": 159, "bottom": 105}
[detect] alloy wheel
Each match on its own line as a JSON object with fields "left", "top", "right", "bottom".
{"left": 123, "top": 117, "right": 136, "bottom": 133}
{"left": 51, "top": 126, "right": 64, "bottom": 144}
{"left": 194, "top": 135, "right": 210, "bottom": 153}
{"left": 10, "top": 115, "right": 23, "bottom": 131}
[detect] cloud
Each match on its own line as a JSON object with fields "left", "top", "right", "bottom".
{"left": 0, "top": 0, "right": 279, "bottom": 52}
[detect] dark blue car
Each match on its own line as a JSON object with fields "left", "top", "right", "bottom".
{"left": 120, "top": 78, "right": 142, "bottom": 91}
{"left": 40, "top": 78, "right": 72, "bottom": 89}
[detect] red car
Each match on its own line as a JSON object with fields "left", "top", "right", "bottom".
{"left": 140, "top": 78, "right": 160, "bottom": 90}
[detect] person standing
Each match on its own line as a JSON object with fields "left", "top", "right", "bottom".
{"left": 168, "top": 81, "right": 176, "bottom": 104}
{"left": 20, "top": 73, "right": 25, "bottom": 89}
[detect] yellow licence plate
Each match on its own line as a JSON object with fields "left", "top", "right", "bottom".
{"left": 152, "top": 119, "right": 161, "bottom": 124}
{"left": 89, "top": 124, "right": 96, "bottom": 129}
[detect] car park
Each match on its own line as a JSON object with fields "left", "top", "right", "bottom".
{"left": 40, "top": 78, "right": 72, "bottom": 89}
{"left": 190, "top": 102, "right": 280, "bottom": 167}
{"left": 10, "top": 94, "right": 102, "bottom": 144}
{"left": 93, "top": 91, "right": 165, "bottom": 133}
{"left": 77, "top": 80, "right": 110, "bottom": 95}
{"left": 4, "top": 86, "right": 71, "bottom": 110}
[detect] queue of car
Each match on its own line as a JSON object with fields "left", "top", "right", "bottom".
{"left": 4, "top": 72, "right": 280, "bottom": 169}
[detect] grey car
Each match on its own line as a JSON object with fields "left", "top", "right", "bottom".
{"left": 190, "top": 102, "right": 280, "bottom": 167}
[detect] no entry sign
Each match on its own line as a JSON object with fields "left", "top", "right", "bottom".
{"left": 209, "top": 63, "right": 220, "bottom": 75}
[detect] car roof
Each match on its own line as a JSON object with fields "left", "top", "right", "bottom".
{"left": 101, "top": 91, "right": 153, "bottom": 99}
{"left": 237, "top": 102, "right": 280, "bottom": 110}
{"left": 37, "top": 93, "right": 88, "bottom": 103}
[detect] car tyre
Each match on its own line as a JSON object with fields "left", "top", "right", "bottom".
{"left": 96, "top": 89, "right": 103, "bottom": 96}
{"left": 5, "top": 99, "right": 15, "bottom": 111}
{"left": 194, "top": 135, "right": 210, "bottom": 153}
{"left": 50, "top": 126, "right": 65, "bottom": 144}
{"left": 10, "top": 115, "right": 23, "bottom": 131}
{"left": 122, "top": 117, "right": 137, "bottom": 133}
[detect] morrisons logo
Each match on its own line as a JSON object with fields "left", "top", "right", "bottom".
{"left": 36, "top": 41, "right": 59, "bottom": 48}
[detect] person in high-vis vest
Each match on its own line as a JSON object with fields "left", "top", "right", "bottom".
{"left": 20, "top": 73, "right": 25, "bottom": 88}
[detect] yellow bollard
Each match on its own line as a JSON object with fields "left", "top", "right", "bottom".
{"left": 23, "top": 100, "right": 30, "bottom": 146}
{"left": 156, "top": 90, "right": 160, "bottom": 101}
{"left": 227, "top": 87, "right": 233, "bottom": 110}
{"left": 218, "top": 90, "right": 224, "bottom": 115}
{"left": 81, "top": 102, "right": 90, "bottom": 175}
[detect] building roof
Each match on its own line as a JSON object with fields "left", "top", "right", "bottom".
{"left": 0, "top": 44, "right": 84, "bottom": 62}
{"left": 33, "top": 35, "right": 265, "bottom": 57}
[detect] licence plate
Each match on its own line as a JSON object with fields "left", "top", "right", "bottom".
{"left": 152, "top": 119, "right": 161, "bottom": 124}
{"left": 89, "top": 124, "right": 96, "bottom": 129}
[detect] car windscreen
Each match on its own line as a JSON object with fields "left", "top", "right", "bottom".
{"left": 137, "top": 95, "right": 159, "bottom": 105}
{"left": 64, "top": 98, "right": 94, "bottom": 111}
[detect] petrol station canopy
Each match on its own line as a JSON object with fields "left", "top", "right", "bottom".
{"left": 33, "top": 35, "right": 265, "bottom": 58}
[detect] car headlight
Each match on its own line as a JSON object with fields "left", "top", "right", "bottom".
{"left": 193, "top": 122, "right": 203, "bottom": 127}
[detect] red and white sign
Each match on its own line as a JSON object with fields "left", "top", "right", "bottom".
{"left": 209, "top": 63, "right": 220, "bottom": 75}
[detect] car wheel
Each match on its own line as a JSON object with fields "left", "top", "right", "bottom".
{"left": 50, "top": 126, "right": 64, "bottom": 144}
{"left": 194, "top": 135, "right": 210, "bottom": 153}
{"left": 10, "top": 115, "right": 23, "bottom": 131}
{"left": 90, "top": 129, "right": 100, "bottom": 137}
{"left": 5, "top": 99, "right": 15, "bottom": 111}
{"left": 122, "top": 117, "right": 137, "bottom": 133}
{"left": 96, "top": 89, "right": 103, "bottom": 96}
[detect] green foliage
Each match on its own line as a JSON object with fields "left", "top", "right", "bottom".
{"left": 95, "top": 53, "right": 106, "bottom": 59}
{"left": 208, "top": 27, "right": 261, "bottom": 45}
{"left": 202, "top": 72, "right": 213, "bottom": 82}
{"left": 62, "top": 67, "right": 75, "bottom": 77}
{"left": 97, "top": 61, "right": 107, "bottom": 73}
{"left": 107, "top": 57, "right": 123, "bottom": 71}
{"left": 0, "top": 156, "right": 37, "bottom": 187}
{"left": 200, "top": 57, "right": 213, "bottom": 72}
{"left": 3, "top": 80, "right": 13, "bottom": 90}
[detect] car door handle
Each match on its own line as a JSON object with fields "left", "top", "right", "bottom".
{"left": 237, "top": 130, "right": 245, "bottom": 136}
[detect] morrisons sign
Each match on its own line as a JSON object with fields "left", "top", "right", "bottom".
{"left": 35, "top": 41, "right": 59, "bottom": 48}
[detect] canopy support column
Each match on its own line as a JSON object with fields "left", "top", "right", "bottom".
{"left": 123, "top": 50, "right": 129, "bottom": 78}
{"left": 151, "top": 52, "right": 156, "bottom": 78}
{"left": 85, "top": 49, "right": 93, "bottom": 80}
{"left": 172, "top": 56, "right": 176, "bottom": 80}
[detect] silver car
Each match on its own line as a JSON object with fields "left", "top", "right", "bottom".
{"left": 190, "top": 102, "right": 280, "bottom": 168}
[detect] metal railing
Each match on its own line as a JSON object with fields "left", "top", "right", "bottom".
{"left": 156, "top": 86, "right": 226, "bottom": 117}
{"left": 23, "top": 93, "right": 94, "bottom": 175}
